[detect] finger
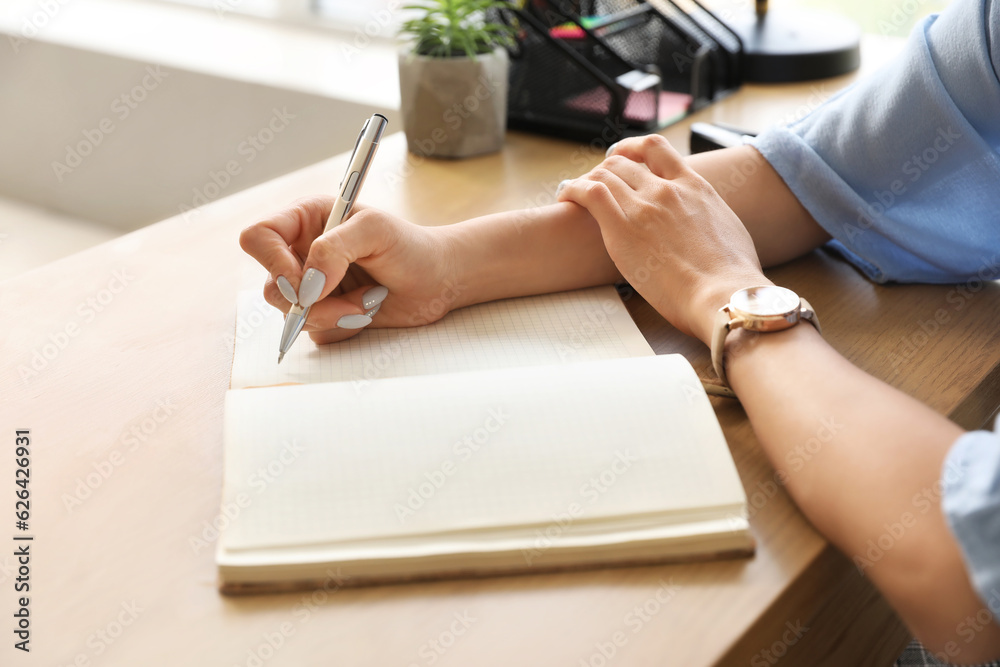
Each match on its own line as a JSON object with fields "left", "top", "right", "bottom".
{"left": 262, "top": 277, "right": 293, "bottom": 314}
{"left": 607, "top": 134, "right": 688, "bottom": 181}
{"left": 297, "top": 209, "right": 394, "bottom": 308}
{"left": 556, "top": 172, "right": 628, "bottom": 226}
{"left": 239, "top": 195, "right": 336, "bottom": 293}
{"left": 599, "top": 154, "right": 656, "bottom": 191}
{"left": 302, "top": 284, "right": 385, "bottom": 332}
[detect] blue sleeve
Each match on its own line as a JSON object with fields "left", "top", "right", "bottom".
{"left": 942, "top": 422, "right": 1000, "bottom": 612}
{"left": 749, "top": 0, "right": 1000, "bottom": 284}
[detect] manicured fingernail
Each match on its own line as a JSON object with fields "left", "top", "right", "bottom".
{"left": 297, "top": 268, "right": 326, "bottom": 308}
{"left": 555, "top": 179, "right": 571, "bottom": 197}
{"left": 337, "top": 314, "right": 372, "bottom": 329}
{"left": 364, "top": 303, "right": 381, "bottom": 318}
{"left": 276, "top": 275, "right": 297, "bottom": 304}
{"left": 605, "top": 141, "right": 618, "bottom": 158}
{"left": 362, "top": 285, "right": 388, "bottom": 310}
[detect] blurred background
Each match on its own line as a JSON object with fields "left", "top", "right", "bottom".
{"left": 0, "top": 0, "right": 949, "bottom": 281}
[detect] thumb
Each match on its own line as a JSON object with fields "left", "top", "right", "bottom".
{"left": 296, "top": 208, "right": 392, "bottom": 308}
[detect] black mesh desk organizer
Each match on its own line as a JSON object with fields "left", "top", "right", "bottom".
{"left": 494, "top": 0, "right": 742, "bottom": 143}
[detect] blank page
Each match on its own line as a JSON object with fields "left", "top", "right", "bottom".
{"left": 220, "top": 355, "right": 746, "bottom": 553}
{"left": 230, "top": 286, "right": 654, "bottom": 389}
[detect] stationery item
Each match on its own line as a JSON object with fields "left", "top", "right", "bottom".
{"left": 689, "top": 122, "right": 757, "bottom": 154}
{"left": 504, "top": 1, "right": 741, "bottom": 142}
{"left": 278, "top": 113, "right": 388, "bottom": 363}
{"left": 564, "top": 87, "right": 692, "bottom": 126}
{"left": 217, "top": 286, "right": 753, "bottom": 592}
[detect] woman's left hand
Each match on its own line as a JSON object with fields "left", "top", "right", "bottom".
{"left": 556, "top": 134, "right": 771, "bottom": 345}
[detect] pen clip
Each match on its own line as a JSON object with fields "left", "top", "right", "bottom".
{"left": 340, "top": 119, "right": 370, "bottom": 190}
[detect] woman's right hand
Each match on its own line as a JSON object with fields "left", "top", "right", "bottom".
{"left": 239, "top": 196, "right": 462, "bottom": 344}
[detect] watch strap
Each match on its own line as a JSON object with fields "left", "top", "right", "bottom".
{"left": 799, "top": 297, "right": 821, "bottom": 335}
{"left": 710, "top": 307, "right": 734, "bottom": 389}
{"left": 709, "top": 296, "right": 822, "bottom": 396}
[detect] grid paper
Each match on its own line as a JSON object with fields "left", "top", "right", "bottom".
{"left": 230, "top": 286, "right": 655, "bottom": 389}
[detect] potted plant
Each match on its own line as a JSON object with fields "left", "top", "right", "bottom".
{"left": 398, "top": 0, "right": 515, "bottom": 158}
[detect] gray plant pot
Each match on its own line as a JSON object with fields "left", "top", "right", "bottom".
{"left": 398, "top": 48, "right": 509, "bottom": 159}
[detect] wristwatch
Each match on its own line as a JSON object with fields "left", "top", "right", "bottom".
{"left": 710, "top": 285, "right": 821, "bottom": 393}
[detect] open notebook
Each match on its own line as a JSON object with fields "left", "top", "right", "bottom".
{"left": 218, "top": 286, "right": 752, "bottom": 593}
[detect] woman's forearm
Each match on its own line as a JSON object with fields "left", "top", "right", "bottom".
{"left": 445, "top": 201, "right": 620, "bottom": 309}
{"left": 726, "top": 324, "right": 1000, "bottom": 662}
{"left": 687, "top": 145, "right": 832, "bottom": 267}
{"left": 446, "top": 144, "right": 832, "bottom": 310}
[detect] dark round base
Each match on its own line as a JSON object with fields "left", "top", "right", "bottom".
{"left": 725, "top": 8, "right": 861, "bottom": 83}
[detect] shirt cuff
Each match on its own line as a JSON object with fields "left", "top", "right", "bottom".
{"left": 941, "top": 424, "right": 1000, "bottom": 612}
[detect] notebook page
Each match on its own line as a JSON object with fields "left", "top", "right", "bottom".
{"left": 219, "top": 355, "right": 747, "bottom": 552}
{"left": 230, "top": 286, "right": 654, "bottom": 389}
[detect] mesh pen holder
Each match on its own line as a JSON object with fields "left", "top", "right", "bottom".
{"left": 494, "top": 0, "right": 742, "bottom": 143}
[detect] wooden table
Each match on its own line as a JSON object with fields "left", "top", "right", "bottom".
{"left": 4, "top": 42, "right": 1000, "bottom": 667}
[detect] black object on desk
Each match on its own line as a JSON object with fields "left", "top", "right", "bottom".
{"left": 689, "top": 122, "right": 756, "bottom": 154}
{"left": 493, "top": 0, "right": 743, "bottom": 144}
{"left": 722, "top": 0, "right": 861, "bottom": 83}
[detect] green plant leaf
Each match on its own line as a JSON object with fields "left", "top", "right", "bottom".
{"left": 399, "top": 0, "right": 515, "bottom": 58}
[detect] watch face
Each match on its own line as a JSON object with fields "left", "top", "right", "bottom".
{"left": 730, "top": 285, "right": 800, "bottom": 317}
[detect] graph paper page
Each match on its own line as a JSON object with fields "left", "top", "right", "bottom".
{"left": 230, "top": 286, "right": 654, "bottom": 389}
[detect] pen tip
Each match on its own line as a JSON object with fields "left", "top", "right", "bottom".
{"left": 277, "top": 352, "right": 285, "bottom": 364}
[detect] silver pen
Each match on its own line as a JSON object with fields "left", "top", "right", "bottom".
{"left": 278, "top": 113, "right": 388, "bottom": 363}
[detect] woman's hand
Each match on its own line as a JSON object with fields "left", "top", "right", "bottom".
{"left": 556, "top": 135, "right": 770, "bottom": 345}
{"left": 239, "top": 197, "right": 459, "bottom": 344}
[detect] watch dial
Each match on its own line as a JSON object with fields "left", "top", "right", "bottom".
{"left": 730, "top": 285, "right": 800, "bottom": 316}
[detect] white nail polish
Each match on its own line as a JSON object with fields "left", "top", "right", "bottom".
{"left": 555, "top": 180, "right": 570, "bottom": 196}
{"left": 276, "top": 275, "right": 297, "bottom": 304}
{"left": 605, "top": 141, "right": 618, "bottom": 158}
{"left": 337, "top": 314, "right": 372, "bottom": 329}
{"left": 364, "top": 303, "right": 381, "bottom": 318}
{"left": 298, "top": 268, "right": 326, "bottom": 308}
{"left": 362, "top": 285, "right": 388, "bottom": 310}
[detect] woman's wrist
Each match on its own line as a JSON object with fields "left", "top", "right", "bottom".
{"left": 435, "top": 222, "right": 484, "bottom": 313}
{"left": 688, "top": 272, "right": 774, "bottom": 347}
